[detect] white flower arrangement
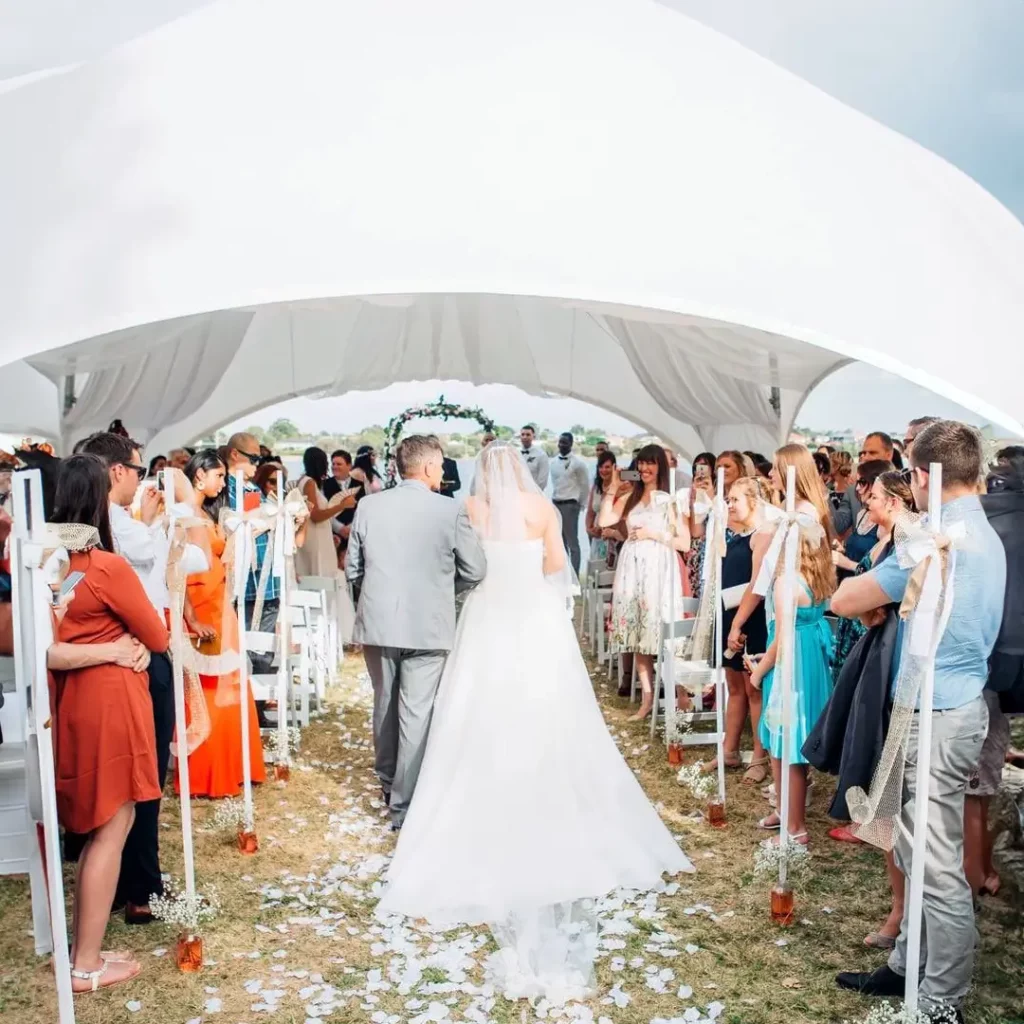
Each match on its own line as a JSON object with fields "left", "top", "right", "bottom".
{"left": 208, "top": 797, "right": 252, "bottom": 833}
{"left": 844, "top": 1002, "right": 958, "bottom": 1024}
{"left": 753, "top": 839, "right": 811, "bottom": 876}
{"left": 664, "top": 719, "right": 691, "bottom": 746}
{"left": 150, "top": 879, "right": 220, "bottom": 935}
{"left": 265, "top": 726, "right": 301, "bottom": 763}
{"left": 676, "top": 762, "right": 716, "bottom": 801}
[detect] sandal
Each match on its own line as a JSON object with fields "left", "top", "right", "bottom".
{"left": 71, "top": 958, "right": 141, "bottom": 994}
{"left": 702, "top": 752, "right": 740, "bottom": 774}
{"left": 828, "top": 826, "right": 863, "bottom": 845}
{"left": 742, "top": 758, "right": 769, "bottom": 785}
{"left": 864, "top": 932, "right": 897, "bottom": 950}
{"left": 761, "top": 831, "right": 809, "bottom": 849}
{"left": 757, "top": 814, "right": 780, "bottom": 831}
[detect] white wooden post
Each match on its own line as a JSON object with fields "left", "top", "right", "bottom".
{"left": 666, "top": 465, "right": 677, "bottom": 743}
{"left": 232, "top": 472, "right": 254, "bottom": 829}
{"left": 714, "top": 467, "right": 726, "bottom": 805}
{"left": 904, "top": 463, "right": 943, "bottom": 1015}
{"left": 12, "top": 471, "right": 75, "bottom": 1023}
{"left": 163, "top": 473, "right": 196, "bottom": 897}
{"left": 275, "top": 470, "right": 291, "bottom": 764}
{"left": 778, "top": 466, "right": 797, "bottom": 887}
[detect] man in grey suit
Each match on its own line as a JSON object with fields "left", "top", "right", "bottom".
{"left": 345, "top": 435, "right": 487, "bottom": 830}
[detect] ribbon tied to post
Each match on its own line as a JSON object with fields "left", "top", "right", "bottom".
{"left": 752, "top": 504, "right": 826, "bottom": 598}
{"left": 892, "top": 513, "right": 965, "bottom": 658}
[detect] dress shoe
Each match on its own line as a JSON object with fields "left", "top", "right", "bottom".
{"left": 835, "top": 964, "right": 905, "bottom": 997}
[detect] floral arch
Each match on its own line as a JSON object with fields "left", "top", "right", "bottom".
{"left": 382, "top": 396, "right": 496, "bottom": 486}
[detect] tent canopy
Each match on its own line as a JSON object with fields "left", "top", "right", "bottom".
{"left": 1, "top": 0, "right": 1022, "bottom": 455}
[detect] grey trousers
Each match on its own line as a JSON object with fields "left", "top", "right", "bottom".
{"left": 889, "top": 694, "right": 989, "bottom": 1012}
{"left": 555, "top": 499, "right": 581, "bottom": 575}
{"left": 363, "top": 645, "right": 447, "bottom": 828}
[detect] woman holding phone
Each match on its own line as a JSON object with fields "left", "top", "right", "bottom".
{"left": 599, "top": 445, "right": 690, "bottom": 719}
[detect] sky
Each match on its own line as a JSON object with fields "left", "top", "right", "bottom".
{"left": 2, "top": 0, "right": 1021, "bottom": 438}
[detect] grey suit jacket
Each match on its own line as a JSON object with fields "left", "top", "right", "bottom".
{"left": 832, "top": 484, "right": 862, "bottom": 535}
{"left": 345, "top": 480, "right": 487, "bottom": 650}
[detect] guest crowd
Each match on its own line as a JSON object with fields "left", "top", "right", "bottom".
{"left": 0, "top": 416, "right": 1020, "bottom": 1021}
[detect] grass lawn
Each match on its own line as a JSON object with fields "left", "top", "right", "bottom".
{"left": 1, "top": 646, "right": 1021, "bottom": 1024}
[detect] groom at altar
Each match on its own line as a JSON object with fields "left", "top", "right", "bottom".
{"left": 346, "top": 435, "right": 487, "bottom": 831}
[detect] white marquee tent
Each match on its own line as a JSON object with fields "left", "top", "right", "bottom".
{"left": 1, "top": 0, "right": 1023, "bottom": 456}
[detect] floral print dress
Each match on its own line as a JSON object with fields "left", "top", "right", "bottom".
{"left": 610, "top": 495, "right": 682, "bottom": 656}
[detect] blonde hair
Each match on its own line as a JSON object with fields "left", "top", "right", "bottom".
{"left": 728, "top": 476, "right": 771, "bottom": 531}
{"left": 774, "top": 444, "right": 836, "bottom": 544}
{"left": 830, "top": 450, "right": 853, "bottom": 480}
{"left": 775, "top": 530, "right": 836, "bottom": 604}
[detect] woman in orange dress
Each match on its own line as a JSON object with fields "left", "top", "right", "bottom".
{"left": 178, "top": 449, "right": 266, "bottom": 798}
{"left": 48, "top": 454, "right": 171, "bottom": 993}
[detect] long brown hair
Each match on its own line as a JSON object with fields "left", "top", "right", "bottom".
{"left": 797, "top": 532, "right": 837, "bottom": 604}
{"left": 623, "top": 444, "right": 670, "bottom": 518}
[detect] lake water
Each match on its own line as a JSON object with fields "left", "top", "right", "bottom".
{"left": 285, "top": 456, "right": 598, "bottom": 558}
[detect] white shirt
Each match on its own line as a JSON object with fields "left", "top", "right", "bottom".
{"left": 109, "top": 502, "right": 208, "bottom": 612}
{"left": 520, "top": 445, "right": 550, "bottom": 490}
{"left": 550, "top": 453, "right": 590, "bottom": 504}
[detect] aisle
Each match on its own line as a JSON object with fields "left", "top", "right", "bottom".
{"left": 0, "top": 646, "right": 1020, "bottom": 1024}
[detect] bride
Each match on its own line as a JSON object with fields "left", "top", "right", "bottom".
{"left": 375, "top": 442, "right": 693, "bottom": 1003}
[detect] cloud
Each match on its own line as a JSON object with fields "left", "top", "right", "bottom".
{"left": 664, "top": 0, "right": 1024, "bottom": 220}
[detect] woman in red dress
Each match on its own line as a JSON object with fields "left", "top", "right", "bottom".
{"left": 49, "top": 454, "right": 171, "bottom": 993}
{"left": 178, "top": 449, "right": 266, "bottom": 798}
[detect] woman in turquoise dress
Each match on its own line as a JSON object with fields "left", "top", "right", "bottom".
{"left": 748, "top": 534, "right": 835, "bottom": 846}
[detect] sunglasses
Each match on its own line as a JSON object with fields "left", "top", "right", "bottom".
{"left": 120, "top": 461, "right": 147, "bottom": 478}
{"left": 236, "top": 450, "right": 261, "bottom": 466}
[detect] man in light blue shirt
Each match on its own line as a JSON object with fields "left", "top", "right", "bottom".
{"left": 832, "top": 421, "right": 1004, "bottom": 1022}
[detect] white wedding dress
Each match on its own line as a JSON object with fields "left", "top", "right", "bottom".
{"left": 375, "top": 446, "right": 693, "bottom": 1004}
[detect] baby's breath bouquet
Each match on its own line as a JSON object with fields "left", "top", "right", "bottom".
{"left": 150, "top": 880, "right": 220, "bottom": 935}
{"left": 753, "top": 839, "right": 811, "bottom": 877}
{"left": 845, "top": 1003, "right": 958, "bottom": 1024}
{"left": 208, "top": 797, "right": 251, "bottom": 833}
{"left": 266, "top": 726, "right": 301, "bottom": 763}
{"left": 676, "top": 761, "right": 715, "bottom": 801}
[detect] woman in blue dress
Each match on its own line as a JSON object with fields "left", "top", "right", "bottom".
{"left": 747, "top": 447, "right": 836, "bottom": 846}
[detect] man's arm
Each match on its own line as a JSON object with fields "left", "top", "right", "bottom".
{"left": 111, "top": 509, "right": 159, "bottom": 568}
{"left": 535, "top": 450, "right": 550, "bottom": 490}
{"left": 344, "top": 503, "right": 366, "bottom": 585}
{"left": 831, "top": 554, "right": 908, "bottom": 618}
{"left": 453, "top": 506, "right": 487, "bottom": 588}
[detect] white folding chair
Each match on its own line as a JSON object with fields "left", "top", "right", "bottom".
{"left": 0, "top": 655, "right": 49, "bottom": 955}
{"left": 298, "top": 576, "right": 340, "bottom": 682}
{"left": 593, "top": 570, "right": 616, "bottom": 668}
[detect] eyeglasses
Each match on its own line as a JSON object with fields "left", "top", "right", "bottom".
{"left": 120, "top": 462, "right": 147, "bottom": 478}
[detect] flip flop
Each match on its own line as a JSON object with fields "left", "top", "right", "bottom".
{"left": 757, "top": 814, "right": 780, "bottom": 831}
